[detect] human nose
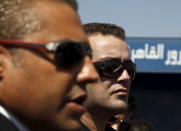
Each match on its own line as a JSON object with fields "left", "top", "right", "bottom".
{"left": 117, "top": 69, "right": 131, "bottom": 81}
{"left": 76, "top": 56, "right": 99, "bottom": 83}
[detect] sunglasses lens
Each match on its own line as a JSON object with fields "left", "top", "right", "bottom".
{"left": 95, "top": 59, "right": 123, "bottom": 78}
{"left": 55, "top": 41, "right": 84, "bottom": 68}
{"left": 103, "top": 60, "right": 123, "bottom": 78}
{"left": 95, "top": 59, "right": 136, "bottom": 79}
{"left": 125, "top": 62, "right": 136, "bottom": 80}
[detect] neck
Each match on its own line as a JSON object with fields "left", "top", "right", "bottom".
{"left": 0, "top": 105, "right": 65, "bottom": 131}
{"left": 10, "top": 113, "right": 61, "bottom": 131}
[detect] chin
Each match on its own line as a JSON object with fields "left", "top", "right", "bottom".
{"left": 111, "top": 99, "right": 128, "bottom": 110}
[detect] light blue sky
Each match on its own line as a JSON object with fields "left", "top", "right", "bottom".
{"left": 77, "top": 0, "right": 181, "bottom": 37}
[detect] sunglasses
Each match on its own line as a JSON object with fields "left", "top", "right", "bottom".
{"left": 94, "top": 58, "right": 136, "bottom": 80}
{"left": 0, "top": 39, "right": 92, "bottom": 69}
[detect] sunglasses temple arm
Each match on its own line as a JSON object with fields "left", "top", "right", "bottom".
{"left": 0, "top": 40, "right": 48, "bottom": 52}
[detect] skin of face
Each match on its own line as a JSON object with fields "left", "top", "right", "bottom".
{"left": 85, "top": 33, "right": 131, "bottom": 113}
{"left": 0, "top": 1, "right": 98, "bottom": 131}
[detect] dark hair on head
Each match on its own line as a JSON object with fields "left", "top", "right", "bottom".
{"left": 83, "top": 22, "right": 126, "bottom": 40}
{"left": 0, "top": 0, "right": 78, "bottom": 39}
{"left": 0, "top": 0, "right": 78, "bottom": 65}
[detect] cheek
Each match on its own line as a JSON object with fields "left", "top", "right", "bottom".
{"left": 10, "top": 68, "right": 74, "bottom": 117}
{"left": 88, "top": 82, "right": 110, "bottom": 99}
{"left": 23, "top": 74, "right": 73, "bottom": 117}
{"left": 87, "top": 82, "right": 102, "bottom": 93}
{"left": 102, "top": 80, "right": 112, "bottom": 89}
{"left": 3, "top": 52, "right": 79, "bottom": 118}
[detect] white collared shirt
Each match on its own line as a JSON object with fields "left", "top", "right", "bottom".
{"left": 0, "top": 105, "right": 29, "bottom": 131}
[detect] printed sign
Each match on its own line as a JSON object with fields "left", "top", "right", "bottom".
{"left": 126, "top": 38, "right": 181, "bottom": 73}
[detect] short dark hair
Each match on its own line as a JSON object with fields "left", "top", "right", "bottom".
{"left": 0, "top": 0, "right": 78, "bottom": 66}
{"left": 0, "top": 0, "right": 78, "bottom": 39}
{"left": 83, "top": 22, "right": 126, "bottom": 40}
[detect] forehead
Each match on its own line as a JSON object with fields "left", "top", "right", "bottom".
{"left": 88, "top": 34, "right": 130, "bottom": 61}
{"left": 23, "top": 1, "right": 88, "bottom": 44}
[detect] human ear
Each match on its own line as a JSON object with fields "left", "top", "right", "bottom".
{"left": 0, "top": 46, "right": 11, "bottom": 79}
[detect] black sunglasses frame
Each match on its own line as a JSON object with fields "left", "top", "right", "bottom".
{"left": 0, "top": 39, "right": 92, "bottom": 69}
{"left": 94, "top": 58, "right": 136, "bottom": 80}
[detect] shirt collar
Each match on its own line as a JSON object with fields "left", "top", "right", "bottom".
{"left": 0, "top": 105, "right": 29, "bottom": 131}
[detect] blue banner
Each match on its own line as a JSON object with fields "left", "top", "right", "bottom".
{"left": 126, "top": 38, "right": 181, "bottom": 73}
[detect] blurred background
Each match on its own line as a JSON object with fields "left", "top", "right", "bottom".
{"left": 77, "top": 0, "right": 181, "bottom": 130}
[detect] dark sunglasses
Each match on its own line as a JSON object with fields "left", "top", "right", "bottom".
{"left": 94, "top": 58, "right": 136, "bottom": 80}
{"left": 0, "top": 39, "right": 92, "bottom": 69}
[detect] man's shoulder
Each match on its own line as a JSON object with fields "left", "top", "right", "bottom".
{"left": 0, "top": 113, "right": 20, "bottom": 131}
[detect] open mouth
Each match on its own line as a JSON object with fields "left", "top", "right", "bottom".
{"left": 71, "top": 94, "right": 87, "bottom": 105}
{"left": 63, "top": 93, "right": 87, "bottom": 116}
